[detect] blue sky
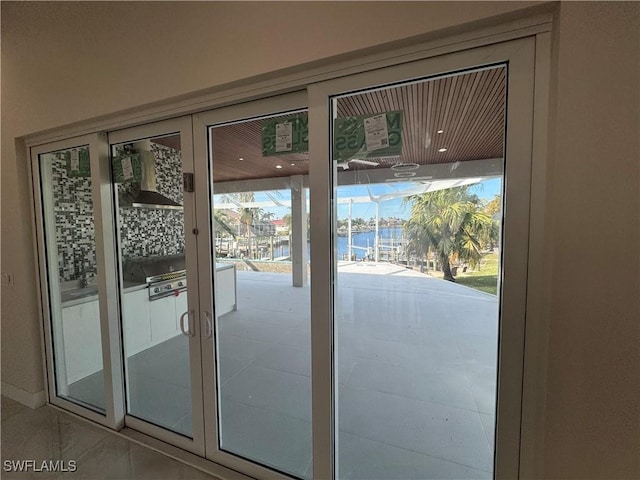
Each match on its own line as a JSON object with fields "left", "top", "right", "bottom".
{"left": 221, "top": 178, "right": 502, "bottom": 221}
{"left": 335, "top": 178, "right": 501, "bottom": 220}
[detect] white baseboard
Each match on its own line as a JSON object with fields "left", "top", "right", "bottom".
{"left": 1, "top": 382, "right": 46, "bottom": 409}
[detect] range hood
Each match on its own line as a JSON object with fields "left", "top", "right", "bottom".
{"left": 129, "top": 141, "right": 182, "bottom": 210}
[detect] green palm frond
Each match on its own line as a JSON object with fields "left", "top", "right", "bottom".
{"left": 405, "top": 186, "right": 493, "bottom": 279}
{"left": 213, "top": 211, "right": 236, "bottom": 238}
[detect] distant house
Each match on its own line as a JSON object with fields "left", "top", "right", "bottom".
{"left": 271, "top": 218, "right": 289, "bottom": 235}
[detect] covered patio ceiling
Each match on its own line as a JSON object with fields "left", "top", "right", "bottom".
{"left": 207, "top": 65, "right": 506, "bottom": 184}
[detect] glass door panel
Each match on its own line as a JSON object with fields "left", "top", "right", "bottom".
{"left": 207, "top": 110, "right": 312, "bottom": 478}
{"left": 109, "top": 124, "right": 202, "bottom": 446}
{"left": 37, "top": 145, "right": 106, "bottom": 412}
{"left": 332, "top": 66, "right": 506, "bottom": 479}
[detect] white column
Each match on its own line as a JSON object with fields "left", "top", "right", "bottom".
{"left": 374, "top": 201, "right": 380, "bottom": 262}
{"left": 347, "top": 198, "right": 353, "bottom": 261}
{"left": 291, "top": 175, "right": 307, "bottom": 286}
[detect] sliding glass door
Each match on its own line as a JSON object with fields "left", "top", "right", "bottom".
{"left": 33, "top": 140, "right": 106, "bottom": 411}
{"left": 194, "top": 92, "right": 312, "bottom": 479}
{"left": 32, "top": 36, "right": 537, "bottom": 480}
{"left": 31, "top": 133, "right": 124, "bottom": 428}
{"left": 330, "top": 66, "right": 506, "bottom": 480}
{"left": 309, "top": 37, "right": 535, "bottom": 479}
{"left": 108, "top": 117, "right": 205, "bottom": 454}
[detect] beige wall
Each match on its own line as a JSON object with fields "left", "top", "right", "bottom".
{"left": 543, "top": 2, "right": 639, "bottom": 478}
{"left": 2, "top": 1, "right": 638, "bottom": 477}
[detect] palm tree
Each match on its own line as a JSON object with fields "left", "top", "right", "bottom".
{"left": 213, "top": 210, "right": 236, "bottom": 238}
{"left": 480, "top": 194, "right": 501, "bottom": 250}
{"left": 234, "top": 192, "right": 256, "bottom": 237}
{"left": 404, "top": 186, "right": 492, "bottom": 281}
{"left": 282, "top": 213, "right": 292, "bottom": 234}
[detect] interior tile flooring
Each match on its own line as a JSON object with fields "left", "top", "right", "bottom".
{"left": 0, "top": 396, "right": 217, "bottom": 480}
{"left": 28, "top": 264, "right": 498, "bottom": 480}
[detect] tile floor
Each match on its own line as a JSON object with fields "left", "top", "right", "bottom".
{"left": 67, "top": 335, "right": 193, "bottom": 437}
{"left": 0, "top": 396, "right": 217, "bottom": 480}
{"left": 216, "top": 267, "right": 497, "bottom": 479}
{"left": 40, "top": 264, "right": 498, "bottom": 479}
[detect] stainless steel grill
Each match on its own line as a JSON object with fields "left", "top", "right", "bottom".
{"left": 123, "top": 254, "right": 187, "bottom": 301}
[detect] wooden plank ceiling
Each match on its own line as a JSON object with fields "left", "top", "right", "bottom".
{"left": 206, "top": 66, "right": 505, "bottom": 183}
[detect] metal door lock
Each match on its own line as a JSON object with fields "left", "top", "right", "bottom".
{"left": 183, "top": 173, "right": 194, "bottom": 192}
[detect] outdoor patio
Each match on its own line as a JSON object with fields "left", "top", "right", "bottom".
{"left": 217, "top": 263, "right": 498, "bottom": 479}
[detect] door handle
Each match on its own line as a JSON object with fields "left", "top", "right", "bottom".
{"left": 203, "top": 311, "right": 213, "bottom": 339}
{"left": 179, "top": 310, "right": 195, "bottom": 338}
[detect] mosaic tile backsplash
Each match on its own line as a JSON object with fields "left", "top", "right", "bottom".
{"left": 117, "top": 143, "right": 185, "bottom": 260}
{"left": 50, "top": 154, "right": 97, "bottom": 283}
{"left": 51, "top": 143, "right": 185, "bottom": 283}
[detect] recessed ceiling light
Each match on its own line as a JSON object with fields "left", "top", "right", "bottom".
{"left": 275, "top": 165, "right": 283, "bottom": 169}
{"left": 438, "top": 148, "right": 447, "bottom": 152}
{"left": 437, "top": 130, "right": 444, "bottom": 134}
{"left": 238, "top": 157, "right": 244, "bottom": 161}
{"left": 291, "top": 163, "right": 295, "bottom": 166}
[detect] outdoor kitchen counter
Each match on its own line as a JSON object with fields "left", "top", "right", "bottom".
{"left": 60, "top": 264, "right": 235, "bottom": 309}
{"left": 215, "top": 262, "right": 237, "bottom": 315}
{"left": 60, "top": 281, "right": 146, "bottom": 307}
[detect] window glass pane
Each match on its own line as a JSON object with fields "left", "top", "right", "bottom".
{"left": 209, "top": 111, "right": 312, "bottom": 478}
{"left": 111, "top": 134, "right": 193, "bottom": 437}
{"left": 39, "top": 146, "right": 105, "bottom": 412}
{"left": 332, "top": 66, "right": 506, "bottom": 479}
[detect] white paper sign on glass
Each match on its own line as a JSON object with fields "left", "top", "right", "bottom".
{"left": 70, "top": 149, "right": 80, "bottom": 171}
{"left": 364, "top": 114, "right": 390, "bottom": 152}
{"left": 275, "top": 122, "right": 293, "bottom": 152}
{"left": 121, "top": 157, "right": 133, "bottom": 180}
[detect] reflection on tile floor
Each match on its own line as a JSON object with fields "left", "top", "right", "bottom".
{"left": 45, "top": 267, "right": 498, "bottom": 479}
{"left": 0, "top": 396, "right": 216, "bottom": 480}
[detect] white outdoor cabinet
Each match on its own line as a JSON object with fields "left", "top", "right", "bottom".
{"left": 149, "top": 294, "right": 179, "bottom": 344}
{"left": 175, "top": 291, "right": 188, "bottom": 329}
{"left": 121, "top": 288, "right": 151, "bottom": 357}
{"left": 215, "top": 263, "right": 236, "bottom": 315}
{"left": 61, "top": 299, "right": 102, "bottom": 383}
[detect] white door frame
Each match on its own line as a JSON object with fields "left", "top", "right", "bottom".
{"left": 107, "top": 116, "right": 206, "bottom": 455}
{"left": 308, "top": 36, "right": 536, "bottom": 480}
{"left": 30, "top": 133, "right": 125, "bottom": 429}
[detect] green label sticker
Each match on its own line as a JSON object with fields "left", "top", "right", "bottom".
{"left": 262, "top": 114, "right": 308, "bottom": 156}
{"left": 112, "top": 153, "right": 142, "bottom": 183}
{"left": 333, "top": 111, "right": 403, "bottom": 161}
{"left": 66, "top": 148, "right": 91, "bottom": 177}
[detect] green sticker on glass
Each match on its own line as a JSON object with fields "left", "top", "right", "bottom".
{"left": 333, "top": 111, "right": 403, "bottom": 161}
{"left": 262, "top": 114, "right": 308, "bottom": 156}
{"left": 66, "top": 148, "right": 91, "bottom": 177}
{"left": 112, "top": 153, "right": 142, "bottom": 183}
